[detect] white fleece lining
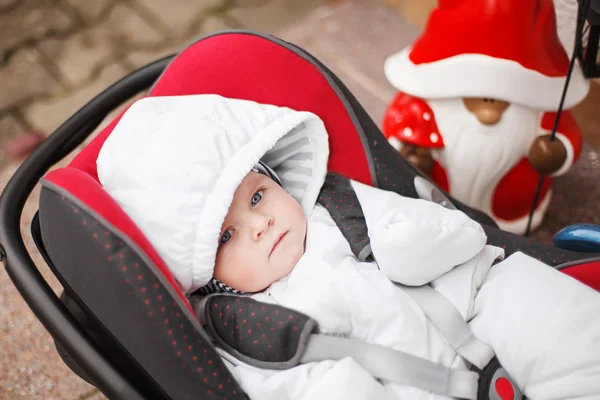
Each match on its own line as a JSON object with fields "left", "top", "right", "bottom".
{"left": 384, "top": 47, "right": 589, "bottom": 110}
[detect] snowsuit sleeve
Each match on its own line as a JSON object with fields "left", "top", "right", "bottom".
{"left": 223, "top": 356, "right": 399, "bottom": 400}
{"left": 351, "top": 180, "right": 487, "bottom": 286}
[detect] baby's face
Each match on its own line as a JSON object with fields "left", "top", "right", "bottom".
{"left": 214, "top": 171, "right": 307, "bottom": 292}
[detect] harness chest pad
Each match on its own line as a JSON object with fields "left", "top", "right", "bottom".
{"left": 199, "top": 294, "right": 318, "bottom": 370}
{"left": 317, "top": 172, "right": 373, "bottom": 261}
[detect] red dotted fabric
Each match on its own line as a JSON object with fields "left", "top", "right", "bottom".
{"left": 39, "top": 186, "right": 247, "bottom": 400}
{"left": 204, "top": 295, "right": 315, "bottom": 367}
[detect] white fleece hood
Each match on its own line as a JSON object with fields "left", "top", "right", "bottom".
{"left": 97, "top": 95, "right": 329, "bottom": 293}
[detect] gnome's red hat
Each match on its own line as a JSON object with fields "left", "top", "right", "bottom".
{"left": 384, "top": 0, "right": 589, "bottom": 110}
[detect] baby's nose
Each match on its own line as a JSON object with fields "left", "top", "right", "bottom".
{"left": 251, "top": 214, "right": 273, "bottom": 241}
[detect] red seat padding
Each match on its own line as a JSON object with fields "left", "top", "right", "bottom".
{"left": 68, "top": 33, "right": 373, "bottom": 186}
{"left": 562, "top": 261, "right": 600, "bottom": 291}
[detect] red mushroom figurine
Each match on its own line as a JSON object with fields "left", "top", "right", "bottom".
{"left": 383, "top": 92, "right": 444, "bottom": 175}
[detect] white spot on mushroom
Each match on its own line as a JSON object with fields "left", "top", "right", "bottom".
{"left": 403, "top": 127, "right": 413, "bottom": 137}
{"left": 430, "top": 133, "right": 439, "bottom": 143}
{"left": 423, "top": 112, "right": 431, "bottom": 121}
{"left": 388, "top": 136, "right": 401, "bottom": 150}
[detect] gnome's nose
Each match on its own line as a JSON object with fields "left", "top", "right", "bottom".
{"left": 463, "top": 98, "right": 510, "bottom": 125}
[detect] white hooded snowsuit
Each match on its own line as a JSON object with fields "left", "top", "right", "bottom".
{"left": 97, "top": 95, "right": 600, "bottom": 400}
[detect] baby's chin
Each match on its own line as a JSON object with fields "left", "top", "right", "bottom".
{"left": 255, "top": 250, "right": 302, "bottom": 291}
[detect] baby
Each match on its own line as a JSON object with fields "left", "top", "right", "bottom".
{"left": 97, "top": 94, "right": 600, "bottom": 400}
{"left": 210, "top": 162, "right": 306, "bottom": 295}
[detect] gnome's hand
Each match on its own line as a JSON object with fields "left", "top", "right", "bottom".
{"left": 528, "top": 134, "right": 567, "bottom": 175}
{"left": 400, "top": 143, "right": 434, "bottom": 176}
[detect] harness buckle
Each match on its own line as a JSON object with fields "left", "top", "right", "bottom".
{"left": 473, "top": 357, "right": 524, "bottom": 400}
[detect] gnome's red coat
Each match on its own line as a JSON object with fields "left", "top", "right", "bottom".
{"left": 383, "top": 93, "right": 583, "bottom": 223}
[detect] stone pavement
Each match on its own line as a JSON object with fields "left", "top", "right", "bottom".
{"left": 0, "top": 0, "right": 599, "bottom": 399}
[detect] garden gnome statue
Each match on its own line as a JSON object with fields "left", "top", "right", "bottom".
{"left": 383, "top": 0, "right": 590, "bottom": 234}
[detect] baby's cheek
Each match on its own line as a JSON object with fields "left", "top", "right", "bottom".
{"left": 214, "top": 250, "right": 238, "bottom": 282}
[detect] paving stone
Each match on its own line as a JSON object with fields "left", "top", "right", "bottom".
{"left": 532, "top": 142, "right": 600, "bottom": 242}
{"left": 571, "top": 81, "right": 600, "bottom": 151}
{"left": 200, "top": 13, "right": 239, "bottom": 35}
{"left": 0, "top": 114, "right": 26, "bottom": 170}
{"left": 124, "top": 40, "right": 192, "bottom": 72}
{"left": 0, "top": 0, "right": 75, "bottom": 55}
{"left": 45, "top": 0, "right": 167, "bottom": 75}
{"left": 0, "top": 46, "right": 62, "bottom": 110}
{"left": 97, "top": 3, "right": 168, "bottom": 50}
{"left": 132, "top": 0, "right": 225, "bottom": 40}
{"left": 23, "top": 63, "right": 130, "bottom": 135}
{"left": 37, "top": 29, "right": 115, "bottom": 87}
{"left": 0, "top": 0, "right": 19, "bottom": 7}
{"left": 232, "top": 0, "right": 273, "bottom": 7}
{"left": 380, "top": 0, "right": 436, "bottom": 27}
{"left": 282, "top": 29, "right": 392, "bottom": 126}
{"left": 62, "top": 0, "right": 128, "bottom": 24}
{"left": 228, "top": 0, "right": 327, "bottom": 34}
{"left": 278, "top": 0, "right": 418, "bottom": 125}
{"left": 124, "top": 15, "right": 234, "bottom": 70}
{"left": 305, "top": 0, "right": 419, "bottom": 100}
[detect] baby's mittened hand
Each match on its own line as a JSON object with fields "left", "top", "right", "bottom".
{"left": 528, "top": 134, "right": 567, "bottom": 175}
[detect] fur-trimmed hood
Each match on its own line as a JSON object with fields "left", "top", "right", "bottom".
{"left": 97, "top": 95, "right": 329, "bottom": 293}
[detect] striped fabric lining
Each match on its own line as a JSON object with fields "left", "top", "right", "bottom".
{"left": 262, "top": 123, "right": 314, "bottom": 203}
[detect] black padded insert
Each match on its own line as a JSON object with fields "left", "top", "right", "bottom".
{"left": 39, "top": 184, "right": 248, "bottom": 400}
{"left": 201, "top": 294, "right": 317, "bottom": 370}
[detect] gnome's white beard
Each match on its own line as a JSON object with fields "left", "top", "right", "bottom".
{"left": 428, "top": 98, "right": 540, "bottom": 216}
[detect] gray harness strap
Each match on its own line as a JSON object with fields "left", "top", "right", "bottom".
{"left": 302, "top": 334, "right": 480, "bottom": 400}
{"left": 401, "top": 285, "right": 495, "bottom": 370}
{"left": 317, "top": 172, "right": 373, "bottom": 261}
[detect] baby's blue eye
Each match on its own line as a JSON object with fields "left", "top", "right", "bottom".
{"left": 220, "top": 229, "right": 233, "bottom": 244}
{"left": 251, "top": 190, "right": 263, "bottom": 207}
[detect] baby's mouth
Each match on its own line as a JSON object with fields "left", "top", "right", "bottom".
{"left": 269, "top": 231, "right": 288, "bottom": 258}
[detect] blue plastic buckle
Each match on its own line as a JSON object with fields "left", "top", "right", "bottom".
{"left": 552, "top": 224, "right": 600, "bottom": 253}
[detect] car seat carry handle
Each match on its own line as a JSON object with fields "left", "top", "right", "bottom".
{"left": 317, "top": 172, "right": 374, "bottom": 262}
{"left": 401, "top": 285, "right": 495, "bottom": 370}
{"left": 302, "top": 333, "right": 480, "bottom": 399}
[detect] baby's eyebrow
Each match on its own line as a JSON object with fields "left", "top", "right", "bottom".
{"left": 245, "top": 177, "right": 265, "bottom": 198}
